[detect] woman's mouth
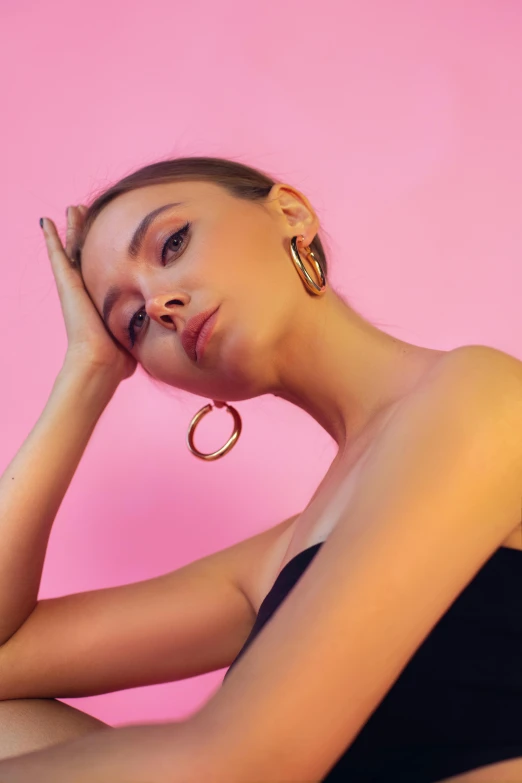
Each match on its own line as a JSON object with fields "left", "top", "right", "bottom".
{"left": 195, "top": 308, "right": 220, "bottom": 362}
{"left": 181, "top": 306, "right": 220, "bottom": 363}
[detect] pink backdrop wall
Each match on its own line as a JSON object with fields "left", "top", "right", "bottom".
{"left": 1, "top": 0, "right": 520, "bottom": 726}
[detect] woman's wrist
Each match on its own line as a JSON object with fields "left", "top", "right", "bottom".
{"left": 56, "top": 356, "right": 122, "bottom": 405}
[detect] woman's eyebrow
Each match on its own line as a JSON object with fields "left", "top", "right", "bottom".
{"left": 128, "top": 202, "right": 187, "bottom": 258}
{"left": 102, "top": 201, "right": 187, "bottom": 331}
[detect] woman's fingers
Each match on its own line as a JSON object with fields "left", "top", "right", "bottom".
{"left": 64, "top": 205, "right": 87, "bottom": 264}
{"left": 64, "top": 207, "right": 75, "bottom": 261}
{"left": 39, "top": 206, "right": 137, "bottom": 381}
{"left": 41, "top": 217, "right": 84, "bottom": 296}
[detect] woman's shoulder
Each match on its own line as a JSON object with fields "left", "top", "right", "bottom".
{"left": 441, "top": 343, "right": 522, "bottom": 388}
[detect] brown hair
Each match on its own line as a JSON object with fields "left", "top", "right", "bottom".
{"left": 70, "top": 156, "right": 330, "bottom": 276}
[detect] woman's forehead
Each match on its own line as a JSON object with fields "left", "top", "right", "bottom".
{"left": 93, "top": 181, "right": 226, "bottom": 236}
{"left": 82, "top": 182, "right": 227, "bottom": 262}
{"left": 80, "top": 181, "right": 237, "bottom": 297}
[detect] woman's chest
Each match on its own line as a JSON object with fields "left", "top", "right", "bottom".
{"left": 249, "top": 405, "right": 522, "bottom": 617}
{"left": 249, "top": 410, "right": 395, "bottom": 614}
{"left": 246, "top": 436, "right": 522, "bottom": 783}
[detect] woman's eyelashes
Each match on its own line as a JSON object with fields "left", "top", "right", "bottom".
{"left": 160, "top": 221, "right": 191, "bottom": 264}
{"left": 126, "top": 222, "right": 191, "bottom": 349}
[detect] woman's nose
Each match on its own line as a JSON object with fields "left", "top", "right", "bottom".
{"left": 146, "top": 296, "right": 183, "bottom": 328}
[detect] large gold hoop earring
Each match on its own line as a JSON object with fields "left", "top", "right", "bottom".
{"left": 187, "top": 400, "right": 242, "bottom": 461}
{"left": 290, "top": 235, "right": 327, "bottom": 296}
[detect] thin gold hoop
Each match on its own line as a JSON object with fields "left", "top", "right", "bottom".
{"left": 186, "top": 400, "right": 242, "bottom": 461}
{"left": 290, "top": 235, "right": 327, "bottom": 296}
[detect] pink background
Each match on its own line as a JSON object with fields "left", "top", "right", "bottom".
{"left": 1, "top": 0, "right": 520, "bottom": 726}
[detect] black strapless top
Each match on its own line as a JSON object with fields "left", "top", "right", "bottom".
{"left": 223, "top": 542, "right": 522, "bottom": 782}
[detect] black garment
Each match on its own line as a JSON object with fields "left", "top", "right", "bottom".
{"left": 223, "top": 542, "right": 522, "bottom": 782}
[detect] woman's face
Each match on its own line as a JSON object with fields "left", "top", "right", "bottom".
{"left": 80, "top": 179, "right": 318, "bottom": 402}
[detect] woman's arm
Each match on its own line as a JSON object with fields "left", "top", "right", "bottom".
{"left": 0, "top": 362, "right": 118, "bottom": 645}
{"left": 0, "top": 209, "right": 134, "bottom": 649}
{"left": 0, "top": 718, "right": 207, "bottom": 782}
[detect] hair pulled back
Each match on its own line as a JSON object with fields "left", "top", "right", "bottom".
{"left": 70, "top": 156, "right": 329, "bottom": 276}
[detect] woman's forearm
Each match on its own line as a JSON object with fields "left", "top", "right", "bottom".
{"left": 0, "top": 720, "right": 209, "bottom": 783}
{"left": 0, "top": 361, "right": 119, "bottom": 645}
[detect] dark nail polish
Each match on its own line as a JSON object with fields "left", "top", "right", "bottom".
{"left": 39, "top": 218, "right": 44, "bottom": 229}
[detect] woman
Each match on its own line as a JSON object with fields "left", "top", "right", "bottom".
{"left": 0, "top": 157, "right": 521, "bottom": 782}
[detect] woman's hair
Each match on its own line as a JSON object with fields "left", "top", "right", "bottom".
{"left": 70, "top": 156, "right": 329, "bottom": 276}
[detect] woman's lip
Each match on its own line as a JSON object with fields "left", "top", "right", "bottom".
{"left": 195, "top": 308, "right": 219, "bottom": 362}
{"left": 181, "top": 307, "right": 219, "bottom": 362}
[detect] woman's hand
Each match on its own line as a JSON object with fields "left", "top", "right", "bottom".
{"left": 42, "top": 206, "right": 137, "bottom": 383}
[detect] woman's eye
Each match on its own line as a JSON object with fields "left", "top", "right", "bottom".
{"left": 161, "top": 221, "right": 190, "bottom": 264}
{"left": 126, "top": 221, "right": 191, "bottom": 348}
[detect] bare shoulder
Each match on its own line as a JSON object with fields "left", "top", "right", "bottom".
{"left": 418, "top": 344, "right": 522, "bottom": 429}
{"left": 385, "top": 344, "right": 522, "bottom": 470}
{"left": 230, "top": 346, "right": 522, "bottom": 612}
{"left": 440, "top": 348, "right": 522, "bottom": 458}
{"left": 444, "top": 343, "right": 522, "bottom": 390}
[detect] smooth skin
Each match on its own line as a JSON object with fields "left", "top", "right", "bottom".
{"left": 0, "top": 206, "right": 120, "bottom": 760}
{"left": 78, "top": 179, "right": 447, "bottom": 450}
{"left": 3, "top": 185, "right": 517, "bottom": 780}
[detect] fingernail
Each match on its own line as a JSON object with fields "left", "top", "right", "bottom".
{"left": 39, "top": 218, "right": 45, "bottom": 230}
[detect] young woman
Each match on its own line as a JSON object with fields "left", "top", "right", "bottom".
{"left": 0, "top": 157, "right": 520, "bottom": 782}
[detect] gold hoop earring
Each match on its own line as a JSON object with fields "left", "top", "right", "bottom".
{"left": 186, "top": 400, "right": 242, "bottom": 461}
{"left": 290, "top": 235, "right": 327, "bottom": 296}
{"left": 187, "top": 239, "right": 324, "bottom": 460}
